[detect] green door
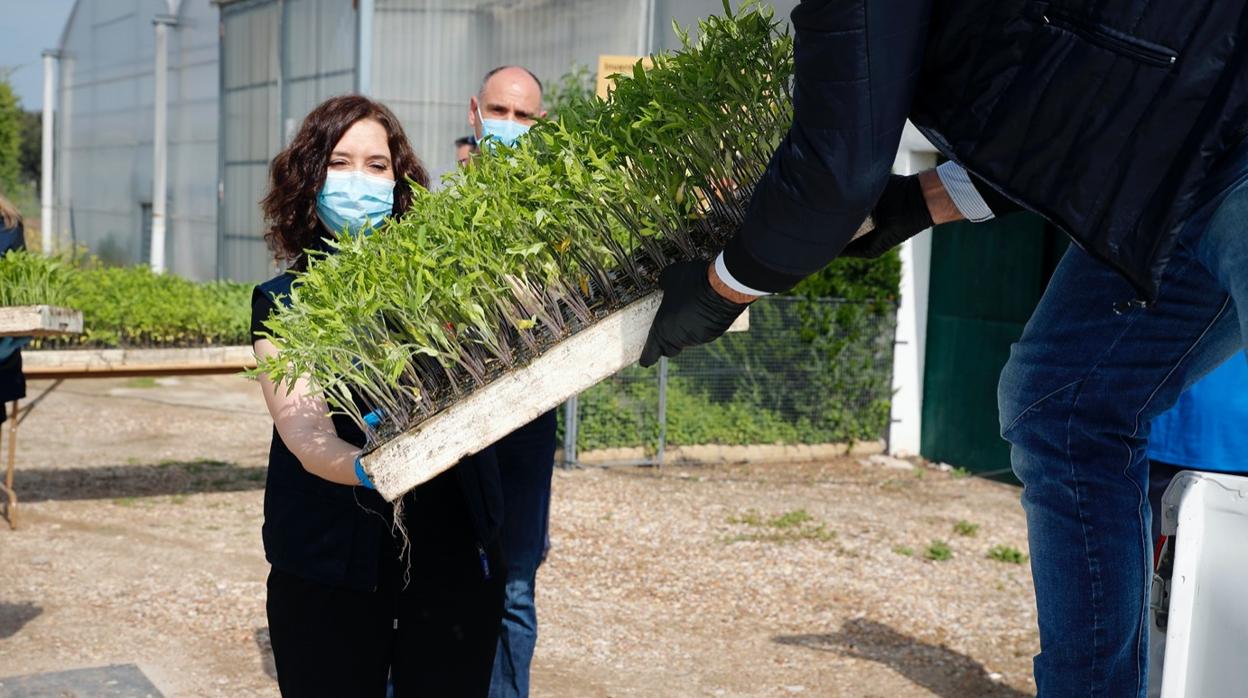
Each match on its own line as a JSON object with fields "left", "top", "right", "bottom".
{"left": 920, "top": 212, "right": 1067, "bottom": 476}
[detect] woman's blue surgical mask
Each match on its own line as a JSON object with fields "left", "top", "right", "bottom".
{"left": 316, "top": 169, "right": 395, "bottom": 236}
{"left": 477, "top": 104, "right": 531, "bottom": 149}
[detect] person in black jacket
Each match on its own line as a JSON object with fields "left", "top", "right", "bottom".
{"left": 252, "top": 95, "right": 504, "bottom": 698}
{"left": 461, "top": 65, "right": 560, "bottom": 698}
{"left": 0, "top": 194, "right": 29, "bottom": 425}
{"left": 641, "top": 2, "right": 1248, "bottom": 695}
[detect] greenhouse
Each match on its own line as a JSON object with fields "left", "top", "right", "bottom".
{"left": 45, "top": 0, "right": 800, "bottom": 282}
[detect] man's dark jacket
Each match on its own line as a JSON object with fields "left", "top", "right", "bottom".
{"left": 724, "top": 0, "right": 1248, "bottom": 301}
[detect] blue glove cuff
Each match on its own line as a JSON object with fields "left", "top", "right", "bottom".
{"left": 354, "top": 455, "right": 375, "bottom": 490}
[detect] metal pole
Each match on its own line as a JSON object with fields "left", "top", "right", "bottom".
{"left": 3, "top": 399, "right": 19, "bottom": 529}
{"left": 562, "top": 396, "right": 579, "bottom": 468}
{"left": 39, "top": 50, "right": 60, "bottom": 254}
{"left": 277, "top": 0, "right": 289, "bottom": 146}
{"left": 635, "top": 0, "right": 654, "bottom": 56}
{"left": 150, "top": 15, "right": 178, "bottom": 274}
{"left": 356, "top": 0, "right": 374, "bottom": 95}
{"left": 215, "top": 10, "right": 226, "bottom": 280}
{"left": 656, "top": 356, "right": 668, "bottom": 467}
{"left": 58, "top": 54, "right": 74, "bottom": 258}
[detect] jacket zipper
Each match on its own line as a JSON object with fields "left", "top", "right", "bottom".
{"left": 1039, "top": 11, "right": 1177, "bottom": 68}
{"left": 477, "top": 542, "right": 492, "bottom": 581}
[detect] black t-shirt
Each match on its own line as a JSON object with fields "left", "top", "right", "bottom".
{"left": 251, "top": 273, "right": 502, "bottom": 592}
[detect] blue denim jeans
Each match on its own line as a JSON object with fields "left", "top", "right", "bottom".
{"left": 998, "top": 147, "right": 1248, "bottom": 696}
{"left": 489, "top": 411, "right": 557, "bottom": 698}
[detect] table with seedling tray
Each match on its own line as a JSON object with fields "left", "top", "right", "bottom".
{"left": 0, "top": 337, "right": 255, "bottom": 529}
{"left": 1, "top": 305, "right": 85, "bottom": 529}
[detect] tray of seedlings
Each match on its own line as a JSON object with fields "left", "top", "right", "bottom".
{"left": 0, "top": 254, "right": 254, "bottom": 375}
{"left": 254, "top": 2, "right": 821, "bottom": 501}
{"left": 0, "top": 252, "right": 82, "bottom": 337}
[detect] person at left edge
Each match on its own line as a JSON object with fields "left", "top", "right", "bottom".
{"left": 0, "top": 193, "right": 31, "bottom": 425}
{"left": 251, "top": 94, "right": 505, "bottom": 698}
{"left": 463, "top": 65, "right": 561, "bottom": 698}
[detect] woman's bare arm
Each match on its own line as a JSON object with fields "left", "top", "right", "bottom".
{"left": 254, "top": 338, "right": 362, "bottom": 486}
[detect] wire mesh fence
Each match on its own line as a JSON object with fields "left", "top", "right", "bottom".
{"left": 559, "top": 296, "right": 898, "bottom": 466}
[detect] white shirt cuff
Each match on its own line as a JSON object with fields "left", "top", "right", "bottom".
{"left": 714, "top": 252, "right": 771, "bottom": 297}
{"left": 936, "top": 161, "right": 995, "bottom": 223}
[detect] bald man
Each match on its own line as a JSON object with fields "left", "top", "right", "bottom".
{"left": 468, "top": 66, "right": 547, "bottom": 151}
{"left": 467, "top": 65, "right": 557, "bottom": 698}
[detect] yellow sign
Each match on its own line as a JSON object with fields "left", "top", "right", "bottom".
{"left": 596, "top": 54, "right": 655, "bottom": 99}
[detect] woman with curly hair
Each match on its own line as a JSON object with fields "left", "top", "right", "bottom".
{"left": 251, "top": 95, "right": 504, "bottom": 697}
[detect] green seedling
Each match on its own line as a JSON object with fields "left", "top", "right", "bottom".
{"left": 727, "top": 507, "right": 836, "bottom": 543}
{"left": 925, "top": 540, "right": 953, "bottom": 561}
{"left": 0, "top": 250, "right": 72, "bottom": 307}
{"left": 768, "top": 509, "right": 814, "bottom": 528}
{"left": 727, "top": 509, "right": 765, "bottom": 527}
{"left": 953, "top": 520, "right": 979, "bottom": 537}
{"left": 987, "top": 545, "right": 1028, "bottom": 564}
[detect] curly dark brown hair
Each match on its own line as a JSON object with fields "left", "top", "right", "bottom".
{"left": 261, "top": 95, "right": 429, "bottom": 268}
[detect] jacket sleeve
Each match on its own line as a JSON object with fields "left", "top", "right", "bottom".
{"left": 721, "top": 0, "right": 931, "bottom": 293}
{"left": 0, "top": 221, "right": 25, "bottom": 255}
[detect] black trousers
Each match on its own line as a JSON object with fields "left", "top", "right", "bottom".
{"left": 266, "top": 538, "right": 505, "bottom": 698}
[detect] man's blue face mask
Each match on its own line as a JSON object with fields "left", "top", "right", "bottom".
{"left": 316, "top": 169, "right": 395, "bottom": 237}
{"left": 477, "top": 103, "right": 531, "bottom": 149}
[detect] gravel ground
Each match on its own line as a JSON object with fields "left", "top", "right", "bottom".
{"left": 0, "top": 375, "right": 1038, "bottom": 696}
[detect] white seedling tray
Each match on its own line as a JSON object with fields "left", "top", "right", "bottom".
{"left": 363, "top": 291, "right": 747, "bottom": 501}
{"left": 1151, "top": 471, "right": 1248, "bottom": 698}
{"left": 0, "top": 305, "right": 83, "bottom": 337}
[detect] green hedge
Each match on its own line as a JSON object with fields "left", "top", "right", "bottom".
{"left": 565, "top": 253, "right": 900, "bottom": 450}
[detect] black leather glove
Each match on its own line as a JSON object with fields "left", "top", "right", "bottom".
{"left": 840, "top": 174, "right": 933, "bottom": 259}
{"left": 639, "top": 260, "right": 749, "bottom": 368}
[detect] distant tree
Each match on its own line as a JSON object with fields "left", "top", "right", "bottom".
{"left": 19, "top": 109, "right": 40, "bottom": 187}
{"left": 0, "top": 78, "right": 23, "bottom": 196}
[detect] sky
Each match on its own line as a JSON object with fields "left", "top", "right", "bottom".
{"left": 0, "top": 0, "right": 78, "bottom": 111}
